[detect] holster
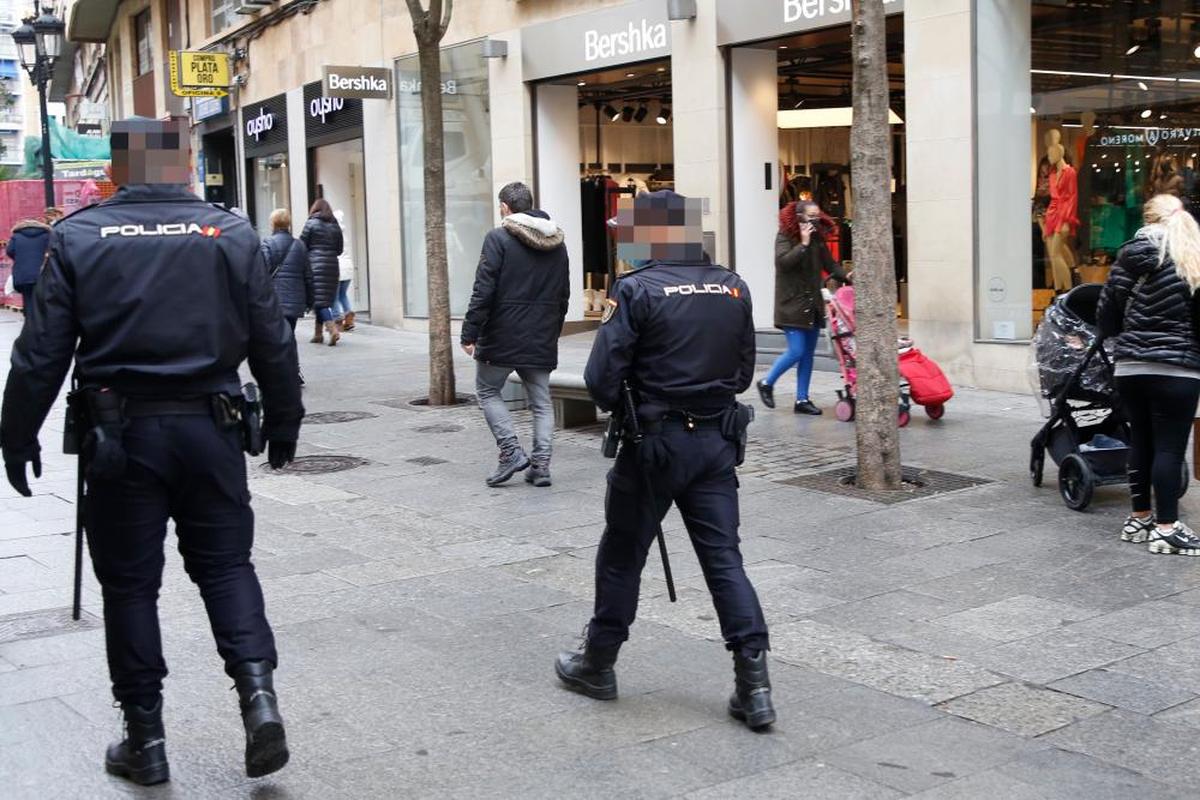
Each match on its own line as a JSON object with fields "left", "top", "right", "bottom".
{"left": 720, "top": 402, "right": 755, "bottom": 466}
{"left": 68, "top": 388, "right": 129, "bottom": 480}
{"left": 210, "top": 384, "right": 264, "bottom": 456}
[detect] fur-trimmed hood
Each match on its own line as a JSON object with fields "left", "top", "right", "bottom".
{"left": 503, "top": 211, "right": 564, "bottom": 251}
{"left": 11, "top": 219, "right": 51, "bottom": 235}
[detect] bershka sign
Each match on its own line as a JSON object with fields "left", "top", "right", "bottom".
{"left": 323, "top": 65, "right": 392, "bottom": 100}
{"left": 245, "top": 108, "right": 275, "bottom": 141}
{"left": 521, "top": 0, "right": 670, "bottom": 82}
{"left": 584, "top": 19, "right": 667, "bottom": 62}
{"left": 716, "top": 0, "right": 904, "bottom": 46}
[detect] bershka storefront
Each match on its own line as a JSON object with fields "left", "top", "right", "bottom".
{"left": 242, "top": 93, "right": 290, "bottom": 238}
{"left": 304, "top": 81, "right": 371, "bottom": 314}
{"left": 522, "top": 0, "right": 675, "bottom": 323}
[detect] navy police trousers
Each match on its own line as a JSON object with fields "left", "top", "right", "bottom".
{"left": 85, "top": 413, "right": 276, "bottom": 703}
{"left": 589, "top": 424, "right": 769, "bottom": 653}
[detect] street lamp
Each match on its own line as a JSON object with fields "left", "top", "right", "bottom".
{"left": 11, "top": 2, "right": 65, "bottom": 208}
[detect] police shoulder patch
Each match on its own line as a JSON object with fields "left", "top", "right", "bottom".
{"left": 601, "top": 298, "right": 618, "bottom": 323}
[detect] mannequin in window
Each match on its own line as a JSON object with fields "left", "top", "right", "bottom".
{"left": 1043, "top": 130, "right": 1079, "bottom": 293}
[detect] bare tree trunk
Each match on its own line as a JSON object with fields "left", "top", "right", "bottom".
{"left": 850, "top": 0, "right": 902, "bottom": 489}
{"left": 406, "top": 0, "right": 456, "bottom": 405}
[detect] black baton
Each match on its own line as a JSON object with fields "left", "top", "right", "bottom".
{"left": 72, "top": 455, "right": 84, "bottom": 621}
{"left": 621, "top": 381, "right": 676, "bottom": 603}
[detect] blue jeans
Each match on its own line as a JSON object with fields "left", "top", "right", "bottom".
{"left": 333, "top": 280, "right": 352, "bottom": 319}
{"left": 315, "top": 306, "right": 335, "bottom": 323}
{"left": 763, "top": 327, "right": 820, "bottom": 400}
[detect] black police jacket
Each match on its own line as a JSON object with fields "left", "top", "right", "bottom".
{"left": 0, "top": 184, "right": 304, "bottom": 462}
{"left": 584, "top": 258, "right": 756, "bottom": 413}
{"left": 1097, "top": 233, "right": 1200, "bottom": 371}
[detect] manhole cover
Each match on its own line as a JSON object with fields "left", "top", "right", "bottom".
{"left": 306, "top": 411, "right": 378, "bottom": 425}
{"left": 413, "top": 423, "right": 464, "bottom": 434}
{"left": 263, "top": 455, "right": 370, "bottom": 474}
{"left": 781, "top": 466, "right": 992, "bottom": 505}
{"left": 0, "top": 607, "right": 102, "bottom": 644}
{"left": 371, "top": 395, "right": 475, "bottom": 411}
{"left": 406, "top": 456, "right": 449, "bottom": 466}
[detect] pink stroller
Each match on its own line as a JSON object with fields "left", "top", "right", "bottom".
{"left": 823, "top": 285, "right": 914, "bottom": 427}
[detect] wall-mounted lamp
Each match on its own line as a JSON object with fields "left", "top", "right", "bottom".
{"left": 481, "top": 39, "right": 508, "bottom": 59}
{"left": 668, "top": 0, "right": 697, "bottom": 21}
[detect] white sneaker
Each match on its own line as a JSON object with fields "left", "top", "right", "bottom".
{"left": 1148, "top": 522, "right": 1200, "bottom": 556}
{"left": 1120, "top": 514, "right": 1155, "bottom": 543}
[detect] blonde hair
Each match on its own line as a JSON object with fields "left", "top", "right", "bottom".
{"left": 1143, "top": 194, "right": 1200, "bottom": 292}
{"left": 269, "top": 208, "right": 291, "bottom": 232}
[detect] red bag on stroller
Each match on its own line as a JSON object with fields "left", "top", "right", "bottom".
{"left": 899, "top": 347, "right": 953, "bottom": 407}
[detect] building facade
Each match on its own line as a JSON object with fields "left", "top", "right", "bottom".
{"left": 55, "top": 0, "right": 1197, "bottom": 392}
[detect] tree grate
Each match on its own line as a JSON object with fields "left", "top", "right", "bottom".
{"left": 263, "top": 455, "right": 370, "bottom": 474}
{"left": 305, "top": 411, "right": 379, "bottom": 425}
{"left": 406, "top": 456, "right": 449, "bottom": 466}
{"left": 412, "top": 423, "right": 465, "bottom": 434}
{"left": 781, "top": 466, "right": 993, "bottom": 505}
{"left": 0, "top": 607, "right": 101, "bottom": 645}
{"left": 371, "top": 395, "right": 476, "bottom": 412}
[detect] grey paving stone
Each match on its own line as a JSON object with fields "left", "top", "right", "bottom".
{"left": 937, "top": 594, "right": 1100, "bottom": 643}
{"left": 1154, "top": 696, "right": 1200, "bottom": 728}
{"left": 907, "top": 770, "right": 1062, "bottom": 799}
{"left": 937, "top": 682, "right": 1110, "bottom": 737}
{"left": 870, "top": 620, "right": 1004, "bottom": 660}
{"left": 995, "top": 746, "right": 1194, "bottom": 800}
{"left": 1043, "top": 709, "right": 1200, "bottom": 791}
{"left": 1050, "top": 668, "right": 1196, "bottom": 715}
{"left": 971, "top": 629, "right": 1145, "bottom": 685}
{"left": 1066, "top": 600, "right": 1200, "bottom": 649}
{"left": 0, "top": 656, "right": 110, "bottom": 706}
{"left": 822, "top": 715, "right": 1045, "bottom": 793}
{"left": 806, "top": 590, "right": 970, "bottom": 637}
{"left": 686, "top": 759, "right": 904, "bottom": 799}
{"left": 0, "top": 630, "right": 105, "bottom": 668}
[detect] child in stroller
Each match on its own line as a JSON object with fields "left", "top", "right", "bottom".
{"left": 1029, "top": 284, "right": 1189, "bottom": 510}
{"left": 822, "top": 285, "right": 952, "bottom": 426}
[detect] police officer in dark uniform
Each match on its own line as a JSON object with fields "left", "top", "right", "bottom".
{"left": 0, "top": 119, "right": 303, "bottom": 784}
{"left": 554, "top": 190, "right": 775, "bottom": 730}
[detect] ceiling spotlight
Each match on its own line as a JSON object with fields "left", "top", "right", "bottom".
{"left": 1194, "top": 44, "right": 1200, "bottom": 59}
{"left": 793, "top": 98, "right": 806, "bottom": 109}
{"left": 1029, "top": 106, "right": 1036, "bottom": 114}
{"left": 656, "top": 105, "right": 671, "bottom": 125}
{"left": 779, "top": 45, "right": 788, "bottom": 50}
{"left": 621, "top": 105, "right": 635, "bottom": 122}
{"left": 656, "top": 67, "right": 666, "bottom": 72}
{"left": 1141, "top": 108, "right": 1153, "bottom": 118}
{"left": 1126, "top": 44, "right": 1140, "bottom": 55}
{"left": 1161, "top": 113, "right": 1168, "bottom": 120}
{"left": 1138, "top": 81, "right": 1148, "bottom": 90}
{"left": 633, "top": 105, "right": 648, "bottom": 123}
{"left": 625, "top": 72, "right": 635, "bottom": 78}
{"left": 604, "top": 104, "right": 620, "bottom": 121}
{"left": 577, "top": 81, "right": 587, "bottom": 87}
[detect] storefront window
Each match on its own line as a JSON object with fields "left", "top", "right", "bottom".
{"left": 396, "top": 40, "right": 493, "bottom": 318}
{"left": 252, "top": 153, "right": 289, "bottom": 238}
{"left": 1024, "top": 1, "right": 1200, "bottom": 328}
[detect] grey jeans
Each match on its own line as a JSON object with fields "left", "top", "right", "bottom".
{"left": 475, "top": 363, "right": 553, "bottom": 465}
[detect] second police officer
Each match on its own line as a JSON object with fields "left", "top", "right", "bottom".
{"left": 0, "top": 118, "right": 304, "bottom": 784}
{"left": 554, "top": 190, "right": 776, "bottom": 730}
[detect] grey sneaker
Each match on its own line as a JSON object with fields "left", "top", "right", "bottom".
{"left": 1148, "top": 522, "right": 1200, "bottom": 556}
{"left": 486, "top": 442, "right": 529, "bottom": 487}
{"left": 525, "top": 463, "right": 552, "bottom": 487}
{"left": 1120, "top": 514, "right": 1155, "bottom": 543}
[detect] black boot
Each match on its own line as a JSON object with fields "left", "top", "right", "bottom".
{"left": 233, "top": 661, "right": 290, "bottom": 778}
{"left": 757, "top": 380, "right": 776, "bottom": 409}
{"left": 728, "top": 650, "right": 776, "bottom": 731}
{"left": 105, "top": 698, "right": 170, "bottom": 786}
{"left": 555, "top": 636, "right": 620, "bottom": 700}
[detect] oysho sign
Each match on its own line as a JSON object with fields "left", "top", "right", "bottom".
{"left": 245, "top": 108, "right": 275, "bottom": 140}
{"left": 310, "top": 96, "right": 345, "bottom": 123}
{"left": 584, "top": 18, "right": 667, "bottom": 62}
{"left": 323, "top": 65, "right": 392, "bottom": 100}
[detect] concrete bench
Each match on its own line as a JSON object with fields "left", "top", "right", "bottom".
{"left": 503, "top": 372, "right": 598, "bottom": 429}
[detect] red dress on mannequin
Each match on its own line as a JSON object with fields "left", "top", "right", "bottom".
{"left": 1044, "top": 164, "right": 1079, "bottom": 237}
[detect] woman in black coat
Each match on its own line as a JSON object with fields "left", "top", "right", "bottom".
{"left": 756, "top": 200, "right": 849, "bottom": 415}
{"left": 300, "top": 198, "right": 344, "bottom": 346}
{"left": 1097, "top": 193, "right": 1200, "bottom": 555}
{"left": 261, "top": 208, "right": 314, "bottom": 328}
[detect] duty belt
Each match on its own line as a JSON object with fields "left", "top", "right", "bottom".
{"left": 123, "top": 397, "right": 214, "bottom": 417}
{"left": 643, "top": 409, "right": 728, "bottom": 434}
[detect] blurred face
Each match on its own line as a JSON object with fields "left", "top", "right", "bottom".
{"left": 110, "top": 118, "right": 191, "bottom": 186}
{"left": 612, "top": 195, "right": 705, "bottom": 263}
{"left": 800, "top": 203, "right": 821, "bottom": 223}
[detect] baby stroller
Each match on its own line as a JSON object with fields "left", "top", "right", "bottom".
{"left": 823, "top": 285, "right": 915, "bottom": 426}
{"left": 1028, "top": 284, "right": 1186, "bottom": 510}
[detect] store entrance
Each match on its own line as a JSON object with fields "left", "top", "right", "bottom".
{"left": 201, "top": 128, "right": 237, "bottom": 210}
{"left": 309, "top": 139, "right": 370, "bottom": 314}
{"left": 730, "top": 18, "right": 906, "bottom": 326}
{"left": 535, "top": 58, "right": 673, "bottom": 320}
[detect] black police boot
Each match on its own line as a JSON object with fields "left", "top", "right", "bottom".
{"left": 105, "top": 698, "right": 170, "bottom": 786}
{"left": 555, "top": 635, "right": 620, "bottom": 700}
{"left": 233, "top": 661, "right": 290, "bottom": 778}
{"left": 728, "top": 650, "right": 776, "bottom": 731}
{"left": 486, "top": 439, "right": 530, "bottom": 487}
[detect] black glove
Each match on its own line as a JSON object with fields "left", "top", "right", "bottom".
{"left": 267, "top": 440, "right": 296, "bottom": 470}
{"left": 5, "top": 454, "right": 42, "bottom": 497}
